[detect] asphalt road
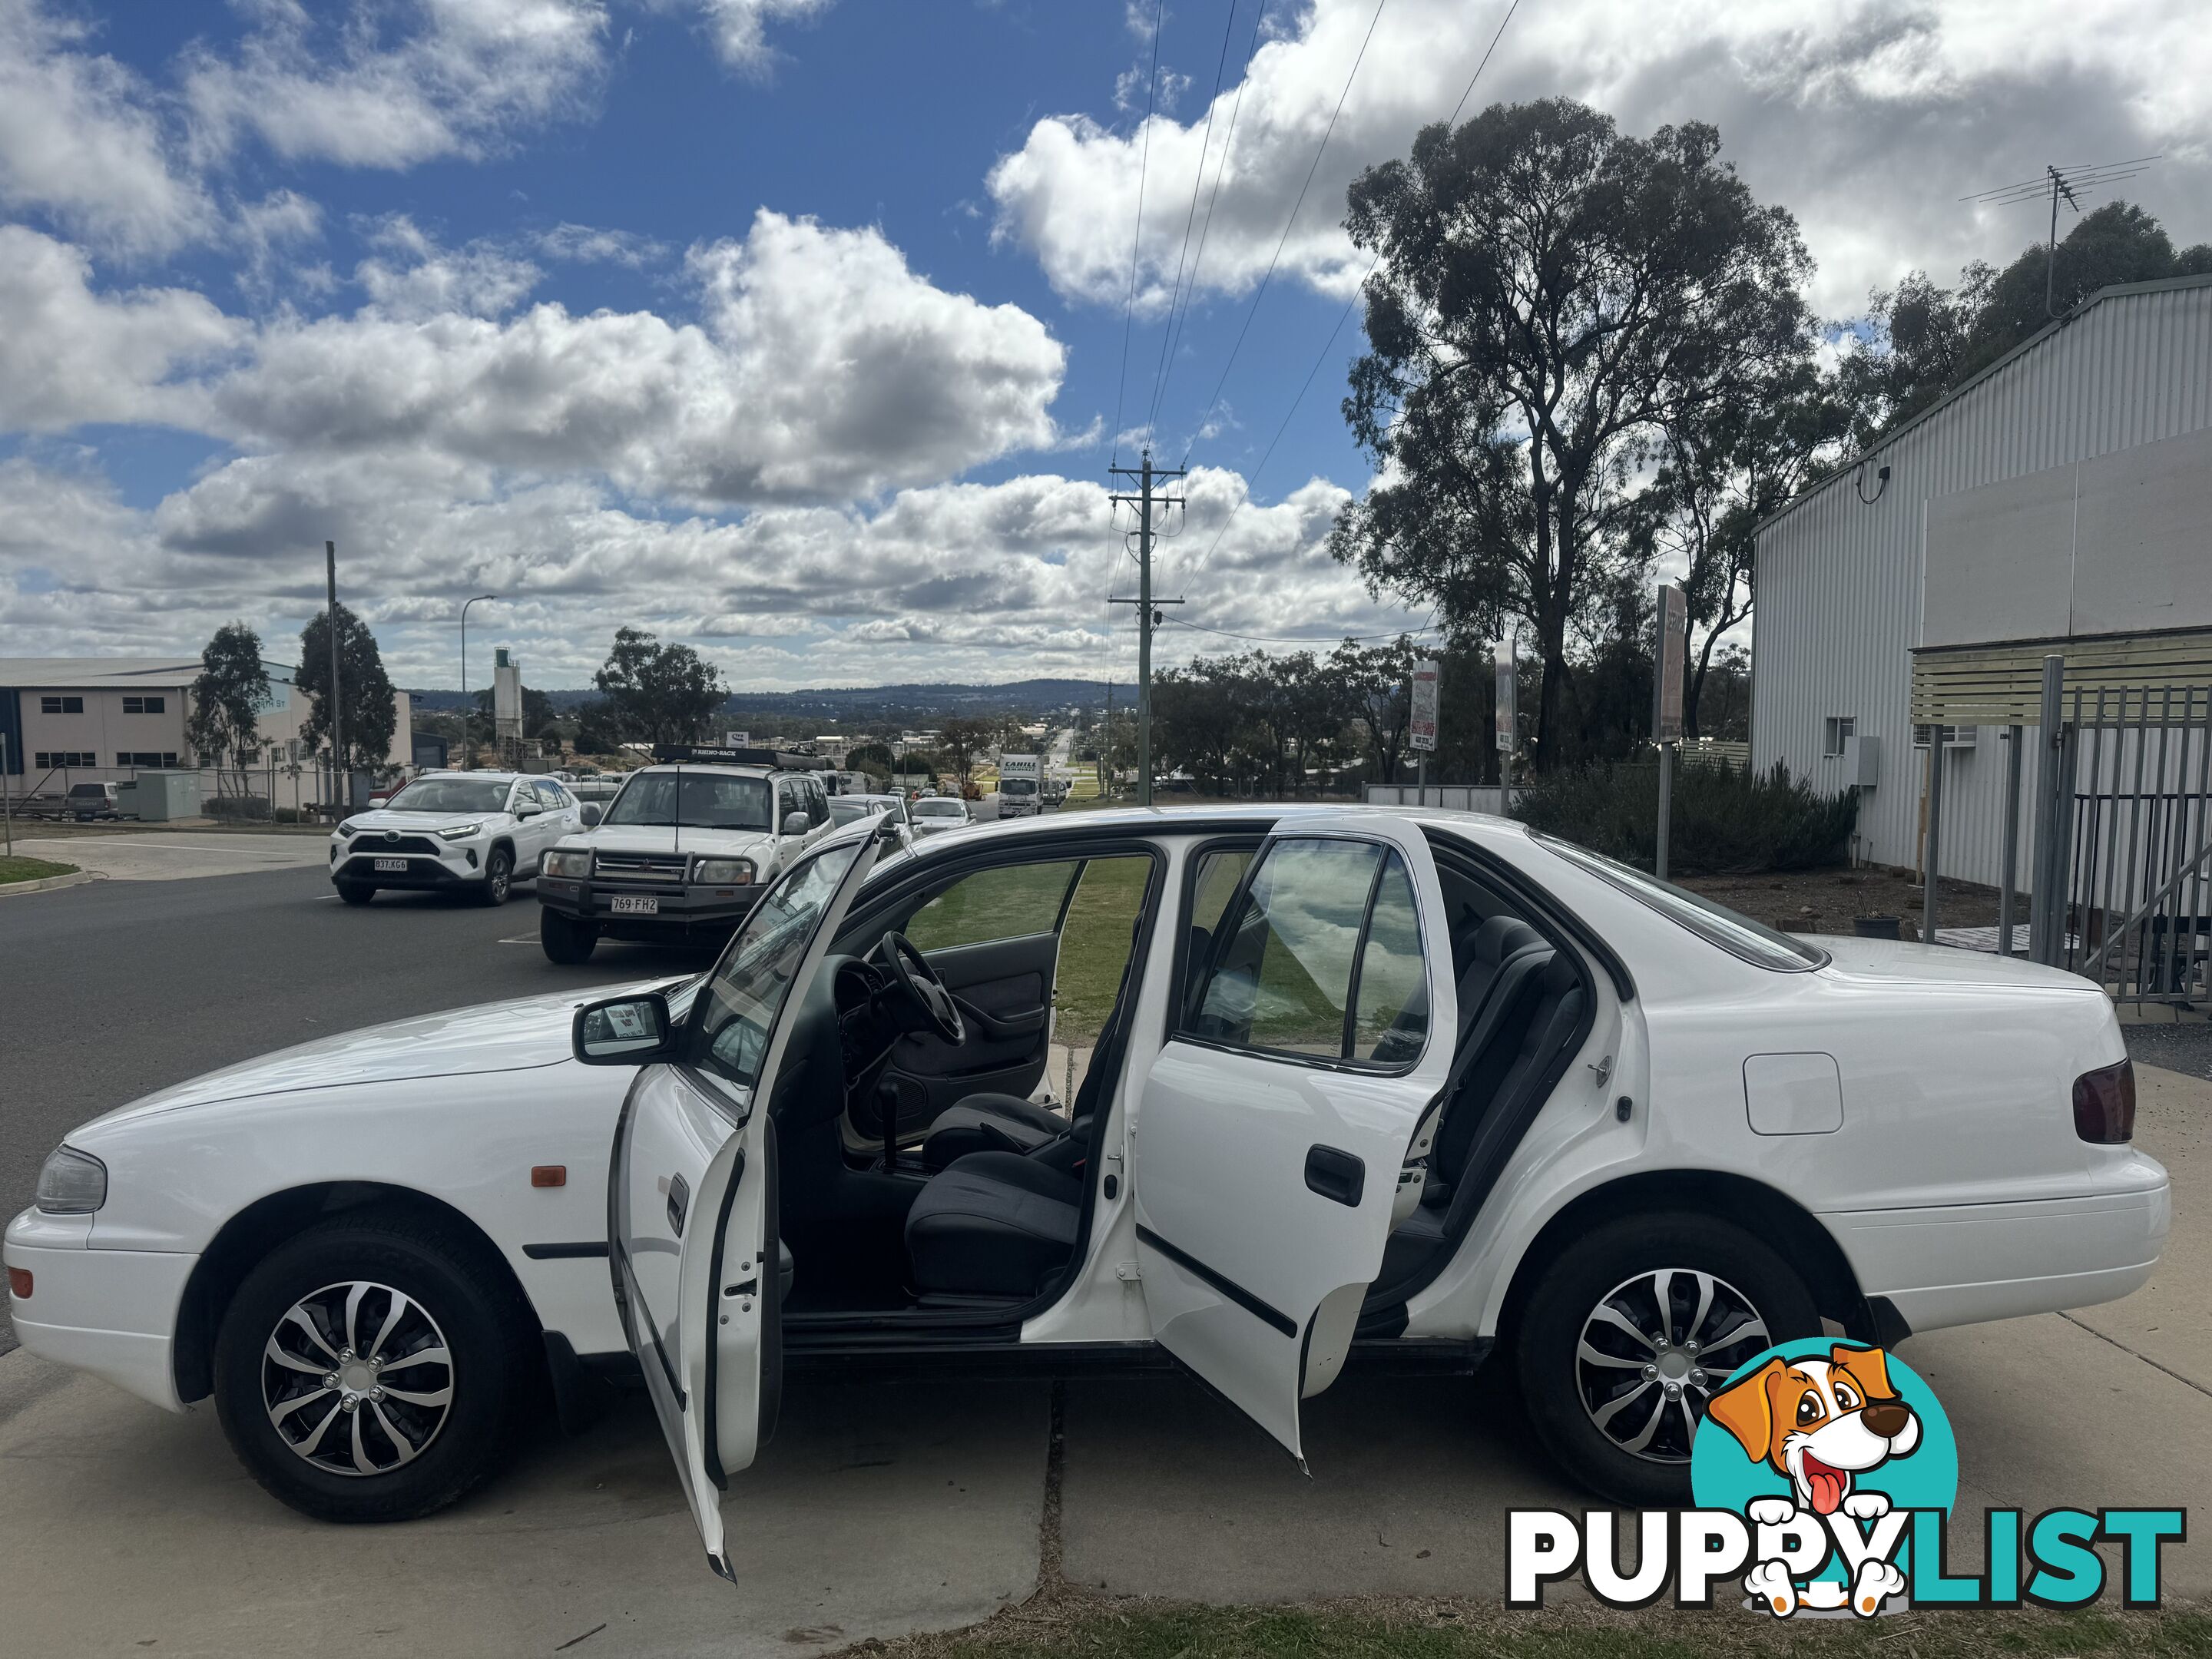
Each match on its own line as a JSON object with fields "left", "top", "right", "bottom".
{"left": 0, "top": 865, "right": 710, "bottom": 1353}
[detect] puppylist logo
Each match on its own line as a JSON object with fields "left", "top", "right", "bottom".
{"left": 1509, "top": 1338, "right": 2184, "bottom": 1615}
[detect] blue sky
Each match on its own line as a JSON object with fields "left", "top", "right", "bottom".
{"left": 2, "top": 0, "right": 2205, "bottom": 688}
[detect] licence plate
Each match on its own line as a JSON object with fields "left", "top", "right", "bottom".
{"left": 373, "top": 858, "right": 409, "bottom": 873}
{"left": 611, "top": 895, "right": 659, "bottom": 916}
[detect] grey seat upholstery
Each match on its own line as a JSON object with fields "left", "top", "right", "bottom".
{"left": 919, "top": 1092, "right": 1068, "bottom": 1171}
{"left": 904, "top": 1151, "right": 1083, "bottom": 1298}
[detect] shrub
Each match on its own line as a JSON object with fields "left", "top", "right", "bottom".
{"left": 274, "top": 806, "right": 300, "bottom": 824}
{"left": 1517, "top": 759, "right": 1856, "bottom": 875}
{"left": 204, "top": 795, "right": 273, "bottom": 822}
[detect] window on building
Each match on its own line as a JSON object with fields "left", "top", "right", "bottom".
{"left": 40, "top": 696, "right": 84, "bottom": 715}
{"left": 1823, "top": 716, "right": 1856, "bottom": 757}
{"left": 121, "top": 696, "right": 166, "bottom": 714}
{"left": 35, "top": 751, "right": 96, "bottom": 767}
{"left": 116, "top": 752, "right": 175, "bottom": 768}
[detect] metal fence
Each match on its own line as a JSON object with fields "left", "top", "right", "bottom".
{"left": 1363, "top": 783, "right": 1523, "bottom": 813}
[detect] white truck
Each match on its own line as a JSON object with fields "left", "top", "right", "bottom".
{"left": 997, "top": 752, "right": 1043, "bottom": 816}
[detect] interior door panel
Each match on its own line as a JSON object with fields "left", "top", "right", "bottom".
{"left": 869, "top": 931, "right": 1060, "bottom": 1133}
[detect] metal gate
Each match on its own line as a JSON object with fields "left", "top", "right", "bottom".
{"left": 2039, "top": 681, "right": 2212, "bottom": 1006}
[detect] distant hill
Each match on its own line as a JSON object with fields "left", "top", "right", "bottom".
{"left": 407, "top": 678, "right": 1112, "bottom": 722}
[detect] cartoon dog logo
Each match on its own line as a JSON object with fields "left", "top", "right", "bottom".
{"left": 1705, "top": 1344, "right": 1922, "bottom": 1616}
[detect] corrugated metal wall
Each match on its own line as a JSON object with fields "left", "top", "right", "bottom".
{"left": 1752, "top": 278, "right": 2212, "bottom": 887}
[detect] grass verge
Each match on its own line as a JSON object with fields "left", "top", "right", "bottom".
{"left": 834, "top": 1591, "right": 2211, "bottom": 1659}
{"left": 0, "top": 855, "right": 78, "bottom": 886}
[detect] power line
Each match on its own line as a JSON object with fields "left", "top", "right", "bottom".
{"left": 1108, "top": 0, "right": 1168, "bottom": 469}
{"left": 1177, "top": 0, "right": 1522, "bottom": 586}
{"left": 1144, "top": 0, "right": 1270, "bottom": 440}
{"left": 1181, "top": 0, "right": 1389, "bottom": 469}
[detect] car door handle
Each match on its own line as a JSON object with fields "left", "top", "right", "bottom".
{"left": 1304, "top": 1144, "right": 1365, "bottom": 1208}
{"left": 949, "top": 995, "right": 1048, "bottom": 1041}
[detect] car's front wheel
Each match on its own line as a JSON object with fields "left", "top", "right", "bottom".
{"left": 335, "top": 881, "right": 374, "bottom": 906}
{"left": 477, "top": 846, "right": 513, "bottom": 906}
{"left": 212, "top": 1211, "right": 538, "bottom": 1523}
{"left": 1512, "top": 1211, "right": 1820, "bottom": 1508}
{"left": 540, "top": 907, "right": 597, "bottom": 964}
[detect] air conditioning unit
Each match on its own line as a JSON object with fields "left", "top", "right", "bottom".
{"left": 1840, "top": 733, "right": 1882, "bottom": 789}
{"left": 1912, "top": 724, "right": 1978, "bottom": 750}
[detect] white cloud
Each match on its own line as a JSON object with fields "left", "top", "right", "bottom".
{"left": 988, "top": 0, "right": 2212, "bottom": 317}
{"left": 181, "top": 210, "right": 1064, "bottom": 505}
{"left": 0, "top": 227, "right": 242, "bottom": 430}
{"left": 0, "top": 0, "right": 214, "bottom": 255}
{"left": 535, "top": 221, "right": 669, "bottom": 268}
{"left": 684, "top": 0, "right": 835, "bottom": 72}
{"left": 183, "top": 0, "right": 610, "bottom": 171}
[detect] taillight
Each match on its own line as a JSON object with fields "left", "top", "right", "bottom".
{"left": 6, "top": 1267, "right": 29, "bottom": 1300}
{"left": 2072, "top": 1060, "right": 2135, "bottom": 1143}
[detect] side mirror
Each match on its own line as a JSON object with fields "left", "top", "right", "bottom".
{"left": 579, "top": 803, "right": 603, "bottom": 827}
{"left": 782, "top": 810, "right": 810, "bottom": 836}
{"left": 515, "top": 800, "right": 543, "bottom": 818}
{"left": 572, "top": 992, "right": 680, "bottom": 1065}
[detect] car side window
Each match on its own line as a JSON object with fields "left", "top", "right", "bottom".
{"left": 1185, "top": 839, "right": 1429, "bottom": 1068}
{"left": 899, "top": 859, "right": 1081, "bottom": 953}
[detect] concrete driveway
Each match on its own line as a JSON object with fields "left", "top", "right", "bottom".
{"left": 3, "top": 1068, "right": 2205, "bottom": 1656}
{"left": 5, "top": 833, "right": 331, "bottom": 882}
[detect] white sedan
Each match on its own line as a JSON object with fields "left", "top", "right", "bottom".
{"left": 6, "top": 806, "right": 2167, "bottom": 1547}
{"left": 907, "top": 795, "right": 970, "bottom": 836}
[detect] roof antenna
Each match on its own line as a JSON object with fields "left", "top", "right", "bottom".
{"left": 1961, "top": 156, "right": 2162, "bottom": 318}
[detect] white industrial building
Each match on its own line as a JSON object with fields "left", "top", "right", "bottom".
{"left": 0, "top": 657, "right": 413, "bottom": 810}
{"left": 1751, "top": 273, "right": 2212, "bottom": 889}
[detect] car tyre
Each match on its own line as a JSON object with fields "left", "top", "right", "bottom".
{"left": 1511, "top": 1210, "right": 1820, "bottom": 1508}
{"left": 335, "top": 881, "right": 375, "bottom": 906}
{"left": 540, "top": 907, "right": 598, "bottom": 965}
{"left": 213, "top": 1211, "right": 538, "bottom": 1524}
{"left": 477, "top": 846, "right": 513, "bottom": 906}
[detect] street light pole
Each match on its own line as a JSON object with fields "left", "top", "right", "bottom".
{"left": 459, "top": 594, "right": 497, "bottom": 770}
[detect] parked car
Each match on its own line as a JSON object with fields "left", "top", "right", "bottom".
{"left": 908, "top": 795, "right": 970, "bottom": 836}
{"left": 534, "top": 762, "right": 833, "bottom": 964}
{"left": 826, "top": 792, "right": 911, "bottom": 830}
{"left": 65, "top": 781, "right": 123, "bottom": 821}
{"left": 326, "top": 772, "right": 588, "bottom": 906}
{"left": 5, "top": 807, "right": 2166, "bottom": 1550}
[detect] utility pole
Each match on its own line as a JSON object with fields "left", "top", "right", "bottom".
{"left": 326, "top": 541, "right": 345, "bottom": 813}
{"left": 459, "top": 594, "right": 498, "bottom": 770}
{"left": 1102, "top": 678, "right": 1113, "bottom": 798}
{"left": 1108, "top": 448, "right": 1184, "bottom": 806}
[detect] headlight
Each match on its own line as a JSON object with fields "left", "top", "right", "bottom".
{"left": 35, "top": 1146, "right": 107, "bottom": 1214}
{"left": 691, "top": 857, "right": 755, "bottom": 885}
{"left": 544, "top": 848, "right": 593, "bottom": 878}
{"left": 336, "top": 819, "right": 361, "bottom": 837}
{"left": 435, "top": 822, "right": 483, "bottom": 841}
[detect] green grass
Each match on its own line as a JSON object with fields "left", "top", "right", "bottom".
{"left": 836, "top": 1593, "right": 2212, "bottom": 1659}
{"left": 0, "top": 855, "right": 77, "bottom": 885}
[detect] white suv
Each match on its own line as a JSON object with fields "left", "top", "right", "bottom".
{"left": 535, "top": 762, "right": 832, "bottom": 962}
{"left": 328, "top": 772, "right": 588, "bottom": 906}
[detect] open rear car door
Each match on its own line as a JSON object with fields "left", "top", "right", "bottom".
{"left": 594, "top": 819, "right": 891, "bottom": 1578}
{"left": 1131, "top": 813, "right": 1459, "bottom": 1466}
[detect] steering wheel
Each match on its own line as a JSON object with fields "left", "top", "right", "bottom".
{"left": 879, "top": 931, "right": 966, "bottom": 1045}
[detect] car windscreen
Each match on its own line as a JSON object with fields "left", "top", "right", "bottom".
{"left": 385, "top": 778, "right": 511, "bottom": 813}
{"left": 690, "top": 843, "right": 863, "bottom": 1089}
{"left": 826, "top": 800, "right": 878, "bottom": 826}
{"left": 1001, "top": 779, "right": 1037, "bottom": 795}
{"left": 604, "top": 771, "right": 772, "bottom": 831}
{"left": 1532, "top": 833, "right": 1828, "bottom": 971}
{"left": 913, "top": 800, "right": 963, "bottom": 816}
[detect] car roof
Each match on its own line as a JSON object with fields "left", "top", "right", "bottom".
{"left": 624, "top": 763, "right": 777, "bottom": 780}
{"left": 413, "top": 770, "right": 527, "bottom": 783}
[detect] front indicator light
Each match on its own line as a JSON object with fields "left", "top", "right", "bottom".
{"left": 7, "top": 1267, "right": 29, "bottom": 1300}
{"left": 2072, "top": 1060, "right": 2135, "bottom": 1143}
{"left": 35, "top": 1145, "right": 108, "bottom": 1214}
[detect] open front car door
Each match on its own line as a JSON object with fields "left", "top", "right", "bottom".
{"left": 1131, "top": 813, "right": 1458, "bottom": 1466}
{"left": 594, "top": 818, "right": 889, "bottom": 1578}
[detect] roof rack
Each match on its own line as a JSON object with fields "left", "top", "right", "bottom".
{"left": 651, "top": 744, "right": 829, "bottom": 770}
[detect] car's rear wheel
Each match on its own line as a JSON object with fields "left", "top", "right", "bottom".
{"left": 213, "top": 1212, "right": 538, "bottom": 1523}
{"left": 477, "top": 847, "right": 513, "bottom": 906}
{"left": 335, "top": 881, "right": 374, "bottom": 906}
{"left": 540, "top": 907, "right": 597, "bottom": 964}
{"left": 1511, "top": 1211, "right": 1820, "bottom": 1508}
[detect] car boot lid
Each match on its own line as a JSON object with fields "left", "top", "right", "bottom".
{"left": 1813, "top": 935, "right": 2104, "bottom": 992}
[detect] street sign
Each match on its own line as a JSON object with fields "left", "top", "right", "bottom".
{"left": 1653, "top": 584, "right": 1687, "bottom": 743}
{"left": 1409, "top": 661, "right": 1440, "bottom": 753}
{"left": 724, "top": 730, "right": 750, "bottom": 748}
{"left": 1495, "top": 643, "right": 1516, "bottom": 753}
